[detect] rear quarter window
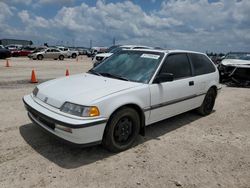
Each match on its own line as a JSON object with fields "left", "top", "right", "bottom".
{"left": 188, "top": 53, "right": 216, "bottom": 76}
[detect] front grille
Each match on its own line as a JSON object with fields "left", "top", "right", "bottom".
{"left": 30, "top": 111, "right": 55, "bottom": 130}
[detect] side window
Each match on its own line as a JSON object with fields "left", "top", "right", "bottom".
{"left": 188, "top": 53, "right": 216, "bottom": 75}
{"left": 46, "top": 49, "right": 51, "bottom": 52}
{"left": 160, "top": 53, "right": 192, "bottom": 80}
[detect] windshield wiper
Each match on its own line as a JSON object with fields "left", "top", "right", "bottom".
{"left": 88, "top": 69, "right": 102, "bottom": 76}
{"left": 99, "top": 72, "right": 130, "bottom": 81}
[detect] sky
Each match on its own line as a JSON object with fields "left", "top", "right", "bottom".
{"left": 0, "top": 0, "right": 249, "bottom": 52}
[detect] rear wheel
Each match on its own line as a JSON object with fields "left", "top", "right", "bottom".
{"left": 71, "top": 53, "right": 77, "bottom": 58}
{"left": 102, "top": 108, "right": 140, "bottom": 152}
{"left": 37, "top": 54, "right": 43, "bottom": 60}
{"left": 59, "top": 55, "right": 64, "bottom": 61}
{"left": 197, "top": 88, "right": 216, "bottom": 116}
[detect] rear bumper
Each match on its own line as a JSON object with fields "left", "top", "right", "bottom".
{"left": 23, "top": 95, "right": 107, "bottom": 145}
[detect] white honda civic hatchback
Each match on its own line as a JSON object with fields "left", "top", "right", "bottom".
{"left": 23, "top": 49, "right": 221, "bottom": 152}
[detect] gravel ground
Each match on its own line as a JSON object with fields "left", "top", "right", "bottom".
{"left": 0, "top": 57, "right": 249, "bottom": 188}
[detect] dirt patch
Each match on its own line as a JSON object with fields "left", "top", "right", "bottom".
{"left": 0, "top": 79, "right": 50, "bottom": 89}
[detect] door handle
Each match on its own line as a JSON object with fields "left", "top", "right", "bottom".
{"left": 189, "top": 81, "right": 194, "bottom": 86}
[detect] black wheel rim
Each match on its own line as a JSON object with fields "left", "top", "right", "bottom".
{"left": 204, "top": 90, "right": 215, "bottom": 113}
{"left": 114, "top": 117, "right": 134, "bottom": 145}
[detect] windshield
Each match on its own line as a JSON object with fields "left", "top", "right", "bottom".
{"left": 225, "top": 53, "right": 250, "bottom": 61}
{"left": 91, "top": 50, "right": 164, "bottom": 83}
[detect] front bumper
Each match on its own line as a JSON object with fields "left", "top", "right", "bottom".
{"left": 23, "top": 95, "right": 107, "bottom": 145}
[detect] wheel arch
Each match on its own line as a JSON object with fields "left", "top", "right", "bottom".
{"left": 208, "top": 85, "right": 218, "bottom": 97}
{"left": 37, "top": 54, "right": 43, "bottom": 58}
{"left": 105, "top": 103, "right": 146, "bottom": 136}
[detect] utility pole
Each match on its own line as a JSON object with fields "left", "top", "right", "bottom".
{"left": 113, "top": 37, "right": 116, "bottom": 45}
{"left": 90, "top": 39, "right": 92, "bottom": 48}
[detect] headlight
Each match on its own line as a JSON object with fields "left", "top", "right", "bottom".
{"left": 33, "top": 87, "right": 39, "bottom": 96}
{"left": 60, "top": 102, "right": 100, "bottom": 117}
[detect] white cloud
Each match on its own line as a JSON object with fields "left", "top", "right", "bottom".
{"left": 18, "top": 10, "right": 50, "bottom": 28}
{"left": 1, "top": 0, "right": 250, "bottom": 52}
{"left": 0, "top": 2, "right": 13, "bottom": 22}
{"left": 51, "top": 1, "right": 183, "bottom": 46}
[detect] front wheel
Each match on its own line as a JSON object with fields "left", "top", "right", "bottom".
{"left": 102, "top": 108, "right": 140, "bottom": 152}
{"left": 197, "top": 88, "right": 216, "bottom": 116}
{"left": 59, "top": 55, "right": 64, "bottom": 61}
{"left": 37, "top": 54, "right": 43, "bottom": 60}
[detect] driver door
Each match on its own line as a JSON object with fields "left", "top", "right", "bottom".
{"left": 43, "top": 49, "right": 51, "bottom": 58}
{"left": 148, "top": 53, "right": 199, "bottom": 124}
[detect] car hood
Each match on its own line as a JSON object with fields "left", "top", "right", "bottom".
{"left": 30, "top": 51, "right": 44, "bottom": 55}
{"left": 221, "top": 59, "right": 250, "bottom": 68}
{"left": 96, "top": 53, "right": 113, "bottom": 58}
{"left": 36, "top": 73, "right": 143, "bottom": 108}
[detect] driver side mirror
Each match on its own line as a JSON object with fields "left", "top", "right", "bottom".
{"left": 154, "top": 73, "right": 174, "bottom": 83}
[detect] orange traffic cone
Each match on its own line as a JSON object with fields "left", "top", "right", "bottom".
{"left": 65, "top": 69, "right": 69, "bottom": 76}
{"left": 5, "top": 59, "right": 10, "bottom": 67}
{"left": 30, "top": 69, "right": 38, "bottom": 83}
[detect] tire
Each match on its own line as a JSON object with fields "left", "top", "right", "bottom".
{"left": 37, "top": 54, "right": 43, "bottom": 60}
{"left": 71, "top": 53, "right": 77, "bottom": 58}
{"left": 59, "top": 55, "right": 64, "bottom": 61}
{"left": 197, "top": 88, "right": 216, "bottom": 116}
{"left": 102, "top": 108, "right": 140, "bottom": 152}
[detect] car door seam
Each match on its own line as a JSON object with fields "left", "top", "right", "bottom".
{"left": 143, "top": 93, "right": 206, "bottom": 112}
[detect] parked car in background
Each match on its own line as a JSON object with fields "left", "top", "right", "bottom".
{"left": 93, "top": 45, "right": 154, "bottom": 67}
{"left": 28, "top": 48, "right": 66, "bottom": 60}
{"left": 57, "top": 46, "right": 79, "bottom": 58}
{"left": 23, "top": 49, "right": 220, "bottom": 152}
{"left": 11, "top": 46, "right": 36, "bottom": 57}
{"left": 28, "top": 46, "right": 48, "bottom": 58}
{"left": 92, "top": 46, "right": 108, "bottom": 53}
{"left": 5, "top": 44, "right": 23, "bottom": 51}
{"left": 0, "top": 45, "right": 11, "bottom": 59}
{"left": 218, "top": 52, "right": 250, "bottom": 85}
{"left": 208, "top": 55, "right": 223, "bottom": 65}
{"left": 87, "top": 49, "right": 98, "bottom": 58}
{"left": 76, "top": 47, "right": 89, "bottom": 55}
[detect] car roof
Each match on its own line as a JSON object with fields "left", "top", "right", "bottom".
{"left": 125, "top": 48, "right": 206, "bottom": 55}
{"left": 120, "top": 45, "right": 153, "bottom": 49}
{"left": 46, "top": 48, "right": 59, "bottom": 50}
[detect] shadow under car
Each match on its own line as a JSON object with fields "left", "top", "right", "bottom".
{"left": 19, "top": 110, "right": 205, "bottom": 169}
